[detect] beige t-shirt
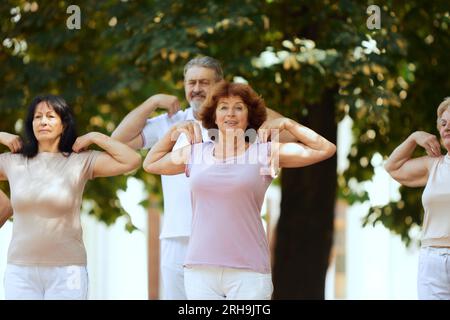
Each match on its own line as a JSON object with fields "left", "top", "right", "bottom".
{"left": 421, "top": 154, "right": 450, "bottom": 248}
{"left": 0, "top": 150, "right": 100, "bottom": 266}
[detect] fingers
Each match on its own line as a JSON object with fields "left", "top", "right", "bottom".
{"left": 171, "top": 99, "right": 181, "bottom": 116}
{"left": 72, "top": 137, "right": 86, "bottom": 153}
{"left": 258, "top": 121, "right": 271, "bottom": 143}
{"left": 187, "top": 125, "right": 194, "bottom": 144}
{"left": 427, "top": 142, "right": 441, "bottom": 157}
{"left": 166, "top": 97, "right": 181, "bottom": 118}
{"left": 8, "top": 137, "right": 22, "bottom": 153}
{"left": 258, "top": 119, "right": 283, "bottom": 143}
{"left": 176, "top": 128, "right": 192, "bottom": 144}
{"left": 258, "top": 122, "right": 267, "bottom": 143}
{"left": 427, "top": 136, "right": 442, "bottom": 157}
{"left": 176, "top": 121, "right": 202, "bottom": 144}
{"left": 258, "top": 128, "right": 270, "bottom": 143}
{"left": 270, "top": 128, "right": 280, "bottom": 143}
{"left": 417, "top": 133, "right": 441, "bottom": 157}
{"left": 17, "top": 139, "right": 23, "bottom": 152}
{"left": 193, "top": 123, "right": 203, "bottom": 144}
{"left": 10, "top": 141, "right": 18, "bottom": 153}
{"left": 13, "top": 140, "right": 21, "bottom": 153}
{"left": 72, "top": 139, "right": 81, "bottom": 152}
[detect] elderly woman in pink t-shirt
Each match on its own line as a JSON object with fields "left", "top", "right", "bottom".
{"left": 385, "top": 97, "right": 450, "bottom": 300}
{"left": 144, "top": 81, "right": 336, "bottom": 300}
{"left": 0, "top": 95, "right": 141, "bottom": 300}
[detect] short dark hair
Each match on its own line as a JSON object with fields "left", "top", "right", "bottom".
{"left": 199, "top": 81, "right": 267, "bottom": 131}
{"left": 22, "top": 95, "right": 77, "bottom": 158}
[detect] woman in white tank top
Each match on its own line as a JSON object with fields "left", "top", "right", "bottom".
{"left": 385, "top": 97, "right": 450, "bottom": 300}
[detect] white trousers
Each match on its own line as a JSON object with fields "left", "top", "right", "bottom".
{"left": 4, "top": 264, "right": 88, "bottom": 300}
{"left": 160, "top": 236, "right": 189, "bottom": 300}
{"left": 184, "top": 265, "right": 273, "bottom": 300}
{"left": 418, "top": 247, "right": 450, "bottom": 300}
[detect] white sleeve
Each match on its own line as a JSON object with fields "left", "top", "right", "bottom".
{"left": 140, "top": 114, "right": 169, "bottom": 150}
{"left": 141, "top": 110, "right": 190, "bottom": 150}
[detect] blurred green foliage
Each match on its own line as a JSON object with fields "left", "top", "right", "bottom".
{"left": 0, "top": 0, "right": 449, "bottom": 246}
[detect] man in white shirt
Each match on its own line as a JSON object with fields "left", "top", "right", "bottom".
{"left": 112, "top": 56, "right": 291, "bottom": 299}
{"left": 112, "top": 57, "right": 223, "bottom": 299}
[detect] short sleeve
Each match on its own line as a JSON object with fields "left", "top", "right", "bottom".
{"left": 78, "top": 150, "right": 101, "bottom": 181}
{"left": 0, "top": 152, "right": 13, "bottom": 180}
{"left": 141, "top": 118, "right": 162, "bottom": 150}
{"left": 141, "top": 110, "right": 189, "bottom": 150}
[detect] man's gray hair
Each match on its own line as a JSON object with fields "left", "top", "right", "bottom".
{"left": 183, "top": 56, "right": 224, "bottom": 81}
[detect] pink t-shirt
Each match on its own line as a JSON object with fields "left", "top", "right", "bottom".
{"left": 185, "top": 141, "right": 273, "bottom": 274}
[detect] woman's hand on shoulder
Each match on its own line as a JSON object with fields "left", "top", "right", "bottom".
{"left": 0, "top": 132, "right": 22, "bottom": 153}
{"left": 258, "top": 118, "right": 293, "bottom": 142}
{"left": 72, "top": 132, "right": 104, "bottom": 153}
{"left": 411, "top": 131, "right": 442, "bottom": 157}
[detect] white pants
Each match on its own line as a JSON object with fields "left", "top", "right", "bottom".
{"left": 160, "top": 236, "right": 189, "bottom": 300}
{"left": 418, "top": 247, "right": 450, "bottom": 300}
{"left": 184, "top": 265, "right": 273, "bottom": 300}
{"left": 4, "top": 264, "right": 88, "bottom": 300}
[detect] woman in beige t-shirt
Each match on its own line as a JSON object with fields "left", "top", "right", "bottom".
{"left": 0, "top": 95, "right": 141, "bottom": 300}
{"left": 385, "top": 97, "right": 450, "bottom": 300}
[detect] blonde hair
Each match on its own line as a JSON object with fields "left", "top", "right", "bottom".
{"left": 436, "top": 97, "right": 450, "bottom": 129}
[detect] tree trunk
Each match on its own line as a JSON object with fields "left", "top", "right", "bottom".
{"left": 273, "top": 92, "right": 337, "bottom": 299}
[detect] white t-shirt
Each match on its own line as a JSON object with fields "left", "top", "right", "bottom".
{"left": 141, "top": 108, "right": 210, "bottom": 239}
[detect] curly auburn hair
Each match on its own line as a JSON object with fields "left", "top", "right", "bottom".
{"left": 199, "top": 81, "right": 267, "bottom": 131}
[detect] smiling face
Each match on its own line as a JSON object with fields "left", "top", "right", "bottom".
{"left": 32, "top": 101, "right": 64, "bottom": 145}
{"left": 438, "top": 108, "right": 450, "bottom": 151}
{"left": 184, "top": 66, "right": 218, "bottom": 113}
{"left": 214, "top": 95, "right": 249, "bottom": 133}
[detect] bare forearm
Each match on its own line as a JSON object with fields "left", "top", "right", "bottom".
{"left": 111, "top": 98, "right": 158, "bottom": 144}
{"left": 93, "top": 133, "right": 140, "bottom": 167}
{"left": 285, "top": 120, "right": 336, "bottom": 153}
{"left": 385, "top": 133, "right": 418, "bottom": 172}
{"left": 144, "top": 127, "right": 178, "bottom": 168}
{"left": 266, "top": 109, "right": 298, "bottom": 142}
{"left": 0, "top": 132, "right": 6, "bottom": 145}
{"left": 0, "top": 132, "right": 10, "bottom": 146}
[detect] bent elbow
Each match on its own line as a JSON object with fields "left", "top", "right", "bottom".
{"left": 143, "top": 159, "right": 157, "bottom": 174}
{"left": 143, "top": 164, "right": 152, "bottom": 174}
{"left": 327, "top": 143, "right": 337, "bottom": 158}
{"left": 321, "top": 143, "right": 336, "bottom": 161}
{"left": 384, "top": 161, "right": 394, "bottom": 175}
{"left": 121, "top": 153, "right": 141, "bottom": 175}
{"left": 130, "top": 153, "right": 142, "bottom": 171}
{"left": 3, "top": 204, "right": 13, "bottom": 217}
{"left": 110, "top": 130, "right": 122, "bottom": 141}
